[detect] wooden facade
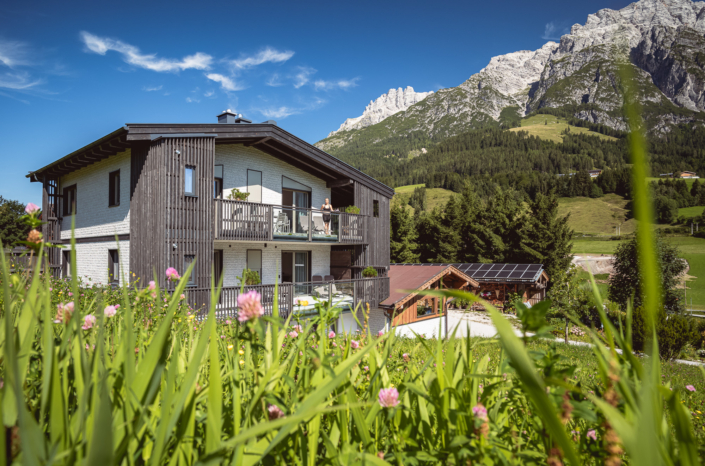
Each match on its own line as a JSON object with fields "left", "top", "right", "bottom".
{"left": 29, "top": 114, "right": 394, "bottom": 313}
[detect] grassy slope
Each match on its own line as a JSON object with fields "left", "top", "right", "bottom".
{"left": 394, "top": 184, "right": 456, "bottom": 213}
{"left": 509, "top": 115, "right": 618, "bottom": 144}
{"left": 558, "top": 194, "right": 636, "bottom": 235}
{"left": 647, "top": 177, "right": 699, "bottom": 189}
{"left": 572, "top": 236, "right": 705, "bottom": 310}
{"left": 679, "top": 206, "right": 705, "bottom": 218}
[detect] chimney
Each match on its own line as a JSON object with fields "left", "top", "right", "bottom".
{"left": 217, "top": 109, "right": 251, "bottom": 124}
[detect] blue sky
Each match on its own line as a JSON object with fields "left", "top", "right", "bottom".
{"left": 1, "top": 0, "right": 630, "bottom": 204}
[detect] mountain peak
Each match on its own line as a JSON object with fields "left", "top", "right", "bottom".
{"left": 327, "top": 86, "right": 433, "bottom": 136}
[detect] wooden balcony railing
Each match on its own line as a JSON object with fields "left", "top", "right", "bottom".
{"left": 186, "top": 276, "right": 390, "bottom": 320}
{"left": 214, "top": 199, "right": 367, "bottom": 244}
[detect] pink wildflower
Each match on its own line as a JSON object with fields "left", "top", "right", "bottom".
{"left": 148, "top": 281, "right": 156, "bottom": 291}
{"left": 225, "top": 319, "right": 232, "bottom": 325}
{"left": 686, "top": 385, "right": 696, "bottom": 392}
{"left": 166, "top": 267, "right": 180, "bottom": 281}
{"left": 81, "top": 314, "right": 96, "bottom": 330}
{"left": 288, "top": 331, "right": 299, "bottom": 338}
{"left": 402, "top": 353, "right": 410, "bottom": 362}
{"left": 364, "top": 366, "right": 369, "bottom": 371}
{"left": 293, "top": 324, "right": 302, "bottom": 332}
{"left": 267, "top": 404, "right": 285, "bottom": 420}
{"left": 180, "top": 294, "right": 185, "bottom": 300}
{"left": 332, "top": 342, "right": 337, "bottom": 347}
{"left": 328, "top": 331, "right": 336, "bottom": 339}
{"left": 378, "top": 330, "right": 384, "bottom": 337}
{"left": 68, "top": 292, "right": 73, "bottom": 296}
{"left": 24, "top": 203, "right": 40, "bottom": 214}
{"left": 378, "top": 388, "right": 399, "bottom": 408}
{"left": 237, "top": 290, "right": 264, "bottom": 322}
{"left": 587, "top": 430, "right": 597, "bottom": 441}
{"left": 54, "top": 302, "right": 75, "bottom": 324}
{"left": 350, "top": 340, "right": 359, "bottom": 349}
{"left": 472, "top": 403, "right": 488, "bottom": 421}
{"left": 114, "top": 304, "right": 120, "bottom": 309}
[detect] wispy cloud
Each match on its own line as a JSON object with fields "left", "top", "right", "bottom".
{"left": 542, "top": 22, "right": 569, "bottom": 41}
{"left": 266, "top": 73, "right": 283, "bottom": 87}
{"left": 143, "top": 84, "right": 163, "bottom": 92}
{"left": 0, "top": 39, "right": 31, "bottom": 68}
{"left": 227, "top": 47, "right": 294, "bottom": 70}
{"left": 204, "top": 90, "right": 215, "bottom": 97}
{"left": 313, "top": 77, "right": 359, "bottom": 91}
{"left": 293, "top": 66, "right": 316, "bottom": 88}
{"left": 186, "top": 96, "right": 200, "bottom": 103}
{"left": 0, "top": 71, "right": 42, "bottom": 90}
{"left": 259, "top": 106, "right": 299, "bottom": 119}
{"left": 206, "top": 73, "right": 243, "bottom": 91}
{"left": 80, "top": 31, "right": 213, "bottom": 72}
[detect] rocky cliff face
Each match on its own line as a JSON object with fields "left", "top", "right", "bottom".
{"left": 328, "top": 87, "right": 433, "bottom": 136}
{"left": 317, "top": 0, "right": 705, "bottom": 153}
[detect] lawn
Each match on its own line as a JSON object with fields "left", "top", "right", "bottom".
{"left": 509, "top": 115, "right": 618, "bottom": 144}
{"left": 572, "top": 236, "right": 705, "bottom": 310}
{"left": 647, "top": 176, "right": 698, "bottom": 189}
{"left": 679, "top": 205, "right": 705, "bottom": 219}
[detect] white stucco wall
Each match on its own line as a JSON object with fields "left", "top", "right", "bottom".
{"left": 61, "top": 240, "right": 130, "bottom": 286}
{"left": 60, "top": 150, "right": 131, "bottom": 239}
{"left": 215, "top": 145, "right": 331, "bottom": 208}
{"left": 219, "top": 242, "right": 331, "bottom": 286}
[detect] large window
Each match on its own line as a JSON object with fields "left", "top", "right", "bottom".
{"left": 108, "top": 250, "right": 119, "bottom": 285}
{"left": 247, "top": 169, "right": 262, "bottom": 203}
{"left": 184, "top": 255, "right": 196, "bottom": 286}
{"left": 214, "top": 165, "right": 223, "bottom": 199}
{"left": 185, "top": 166, "right": 196, "bottom": 196}
{"left": 108, "top": 170, "right": 120, "bottom": 207}
{"left": 246, "top": 249, "right": 262, "bottom": 281}
{"left": 63, "top": 184, "right": 77, "bottom": 216}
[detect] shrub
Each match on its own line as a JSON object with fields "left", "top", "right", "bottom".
{"left": 344, "top": 205, "right": 361, "bottom": 214}
{"left": 362, "top": 266, "right": 378, "bottom": 278}
{"left": 631, "top": 306, "right": 697, "bottom": 360}
{"left": 238, "top": 268, "right": 261, "bottom": 285}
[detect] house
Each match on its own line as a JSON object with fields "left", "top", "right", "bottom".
{"left": 588, "top": 169, "right": 602, "bottom": 178}
{"left": 27, "top": 111, "right": 393, "bottom": 324}
{"left": 379, "top": 265, "right": 478, "bottom": 338}
{"left": 681, "top": 171, "right": 699, "bottom": 179}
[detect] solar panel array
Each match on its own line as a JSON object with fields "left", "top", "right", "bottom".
{"left": 390, "top": 263, "right": 544, "bottom": 282}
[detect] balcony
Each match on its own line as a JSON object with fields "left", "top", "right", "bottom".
{"left": 214, "top": 199, "right": 368, "bottom": 244}
{"left": 187, "top": 276, "right": 390, "bottom": 319}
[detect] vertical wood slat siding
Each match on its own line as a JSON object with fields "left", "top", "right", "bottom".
{"left": 353, "top": 181, "right": 391, "bottom": 269}
{"left": 130, "top": 137, "right": 215, "bottom": 309}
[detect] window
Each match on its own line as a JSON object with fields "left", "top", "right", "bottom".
{"left": 63, "top": 184, "right": 77, "bottom": 216}
{"left": 373, "top": 200, "right": 379, "bottom": 218}
{"left": 247, "top": 250, "right": 262, "bottom": 281}
{"left": 214, "top": 165, "right": 223, "bottom": 199}
{"left": 108, "top": 250, "right": 119, "bottom": 285}
{"left": 247, "top": 169, "right": 262, "bottom": 203}
{"left": 185, "top": 166, "right": 196, "bottom": 196}
{"left": 184, "top": 255, "right": 196, "bottom": 286}
{"left": 62, "top": 250, "right": 71, "bottom": 278}
{"left": 108, "top": 170, "right": 120, "bottom": 207}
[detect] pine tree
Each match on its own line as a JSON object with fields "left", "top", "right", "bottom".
{"left": 389, "top": 203, "right": 420, "bottom": 263}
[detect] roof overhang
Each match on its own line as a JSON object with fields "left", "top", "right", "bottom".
{"left": 380, "top": 265, "right": 479, "bottom": 310}
{"left": 27, "top": 123, "right": 395, "bottom": 198}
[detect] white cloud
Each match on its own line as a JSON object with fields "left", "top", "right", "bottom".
{"left": 542, "top": 22, "right": 569, "bottom": 40}
{"left": 0, "top": 39, "right": 31, "bottom": 68}
{"left": 266, "top": 73, "right": 283, "bottom": 87}
{"left": 293, "top": 66, "right": 316, "bottom": 88}
{"left": 186, "top": 96, "right": 200, "bottom": 103}
{"left": 206, "top": 73, "right": 242, "bottom": 91}
{"left": 143, "top": 85, "right": 163, "bottom": 91}
{"left": 314, "top": 77, "right": 359, "bottom": 91}
{"left": 80, "top": 31, "right": 213, "bottom": 72}
{"left": 258, "top": 106, "right": 299, "bottom": 119}
{"left": 228, "top": 47, "right": 294, "bottom": 70}
{"left": 204, "top": 90, "right": 215, "bottom": 97}
{"left": 0, "top": 71, "right": 42, "bottom": 90}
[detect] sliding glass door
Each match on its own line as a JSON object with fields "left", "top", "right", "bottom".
{"left": 281, "top": 251, "right": 309, "bottom": 295}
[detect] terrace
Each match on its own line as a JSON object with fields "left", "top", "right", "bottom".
{"left": 214, "top": 199, "right": 368, "bottom": 244}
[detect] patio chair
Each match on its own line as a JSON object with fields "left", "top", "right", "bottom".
{"left": 312, "top": 216, "right": 326, "bottom": 233}
{"left": 274, "top": 212, "right": 290, "bottom": 233}
{"left": 312, "top": 275, "right": 323, "bottom": 282}
{"left": 324, "top": 275, "right": 334, "bottom": 282}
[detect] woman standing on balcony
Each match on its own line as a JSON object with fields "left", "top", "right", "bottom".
{"left": 321, "top": 198, "right": 334, "bottom": 235}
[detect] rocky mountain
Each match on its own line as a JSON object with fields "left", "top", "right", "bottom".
{"left": 328, "top": 86, "right": 433, "bottom": 137}
{"left": 317, "top": 0, "right": 705, "bottom": 153}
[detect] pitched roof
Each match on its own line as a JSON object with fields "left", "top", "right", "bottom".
{"left": 380, "top": 265, "right": 478, "bottom": 309}
{"left": 390, "top": 263, "right": 547, "bottom": 283}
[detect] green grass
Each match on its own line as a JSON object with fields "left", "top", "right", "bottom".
{"left": 509, "top": 115, "right": 618, "bottom": 144}
{"left": 558, "top": 194, "right": 636, "bottom": 235}
{"left": 393, "top": 184, "right": 457, "bottom": 213}
{"left": 647, "top": 176, "right": 698, "bottom": 189}
{"left": 679, "top": 206, "right": 705, "bottom": 218}
{"left": 572, "top": 236, "right": 705, "bottom": 310}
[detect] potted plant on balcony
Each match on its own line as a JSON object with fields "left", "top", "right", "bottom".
{"left": 227, "top": 188, "right": 251, "bottom": 201}
{"left": 237, "top": 268, "right": 261, "bottom": 286}
{"left": 345, "top": 206, "right": 360, "bottom": 214}
{"left": 362, "top": 266, "right": 378, "bottom": 278}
